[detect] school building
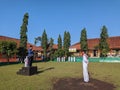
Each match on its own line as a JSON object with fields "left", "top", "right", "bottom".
{"left": 69, "top": 36, "right": 120, "bottom": 57}
{"left": 0, "top": 36, "right": 57, "bottom": 62}
{"left": 0, "top": 35, "right": 120, "bottom": 62}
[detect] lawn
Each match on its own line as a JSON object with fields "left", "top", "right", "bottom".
{"left": 0, "top": 62, "right": 120, "bottom": 90}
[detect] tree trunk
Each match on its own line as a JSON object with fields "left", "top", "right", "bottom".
{"left": 6, "top": 55, "right": 9, "bottom": 63}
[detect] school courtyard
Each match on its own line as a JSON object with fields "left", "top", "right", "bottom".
{"left": 0, "top": 35, "right": 120, "bottom": 90}
{"left": 0, "top": 62, "right": 120, "bottom": 90}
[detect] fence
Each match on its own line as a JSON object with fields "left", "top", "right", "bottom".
{"left": 54, "top": 57, "right": 120, "bottom": 63}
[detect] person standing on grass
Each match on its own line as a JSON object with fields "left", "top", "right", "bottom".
{"left": 82, "top": 50, "right": 89, "bottom": 82}
{"left": 28, "top": 45, "right": 34, "bottom": 67}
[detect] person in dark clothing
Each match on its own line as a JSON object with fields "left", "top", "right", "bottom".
{"left": 28, "top": 45, "right": 34, "bottom": 67}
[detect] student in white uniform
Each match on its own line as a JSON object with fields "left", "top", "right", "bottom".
{"left": 82, "top": 51, "right": 89, "bottom": 82}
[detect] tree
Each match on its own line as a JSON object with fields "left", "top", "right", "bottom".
{"left": 53, "top": 34, "right": 64, "bottom": 58}
{"left": 63, "top": 31, "right": 71, "bottom": 57}
{"left": 54, "top": 49, "right": 64, "bottom": 58}
{"left": 34, "top": 36, "right": 41, "bottom": 46}
{"left": 49, "top": 38, "right": 54, "bottom": 60}
{"left": 41, "top": 29, "right": 48, "bottom": 60}
{"left": 17, "top": 47, "right": 27, "bottom": 63}
{"left": 58, "top": 34, "right": 62, "bottom": 50}
{"left": 80, "top": 28, "right": 88, "bottom": 51}
{"left": 19, "top": 13, "right": 29, "bottom": 62}
{"left": 0, "top": 41, "right": 17, "bottom": 62}
{"left": 67, "top": 31, "right": 71, "bottom": 47}
{"left": 20, "top": 13, "right": 29, "bottom": 48}
{"left": 99, "top": 25, "right": 109, "bottom": 57}
{"left": 63, "top": 31, "right": 67, "bottom": 50}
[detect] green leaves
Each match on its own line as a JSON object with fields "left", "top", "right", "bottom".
{"left": 99, "top": 25, "right": 109, "bottom": 57}
{"left": 34, "top": 36, "right": 41, "bottom": 45}
{"left": 18, "top": 13, "right": 29, "bottom": 62}
{"left": 49, "top": 38, "right": 54, "bottom": 60}
{"left": 20, "top": 13, "right": 29, "bottom": 49}
{"left": 63, "top": 31, "right": 71, "bottom": 57}
{"left": 0, "top": 41, "right": 17, "bottom": 62}
{"left": 41, "top": 29, "right": 48, "bottom": 58}
{"left": 80, "top": 28, "right": 88, "bottom": 51}
{"left": 54, "top": 49, "right": 64, "bottom": 58}
{"left": 58, "top": 34, "right": 62, "bottom": 50}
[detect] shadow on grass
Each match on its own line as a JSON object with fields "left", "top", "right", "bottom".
{"left": 37, "top": 67, "right": 55, "bottom": 74}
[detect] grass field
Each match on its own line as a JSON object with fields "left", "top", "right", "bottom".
{"left": 0, "top": 62, "right": 120, "bottom": 90}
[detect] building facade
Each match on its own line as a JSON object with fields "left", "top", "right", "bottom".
{"left": 69, "top": 36, "right": 120, "bottom": 57}
{"left": 0, "top": 35, "right": 120, "bottom": 62}
{"left": 0, "top": 36, "right": 58, "bottom": 62}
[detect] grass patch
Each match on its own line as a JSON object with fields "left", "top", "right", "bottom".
{"left": 0, "top": 62, "right": 120, "bottom": 90}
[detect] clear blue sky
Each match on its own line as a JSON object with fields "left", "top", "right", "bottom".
{"left": 0, "top": 0, "right": 120, "bottom": 45}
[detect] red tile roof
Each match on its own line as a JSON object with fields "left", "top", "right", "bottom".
{"left": 0, "top": 36, "right": 20, "bottom": 46}
{"left": 52, "top": 44, "right": 58, "bottom": 49}
{"left": 70, "top": 36, "right": 120, "bottom": 50}
{"left": 87, "top": 38, "right": 99, "bottom": 49}
{"left": 0, "top": 36, "right": 58, "bottom": 51}
{"left": 69, "top": 42, "right": 81, "bottom": 50}
{"left": 0, "top": 36, "right": 42, "bottom": 51}
{"left": 1, "top": 35, "right": 119, "bottom": 51}
{"left": 108, "top": 36, "right": 120, "bottom": 49}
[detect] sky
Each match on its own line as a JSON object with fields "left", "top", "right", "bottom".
{"left": 0, "top": 0, "right": 120, "bottom": 45}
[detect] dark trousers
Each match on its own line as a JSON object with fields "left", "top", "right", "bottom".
{"left": 28, "top": 56, "right": 33, "bottom": 67}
